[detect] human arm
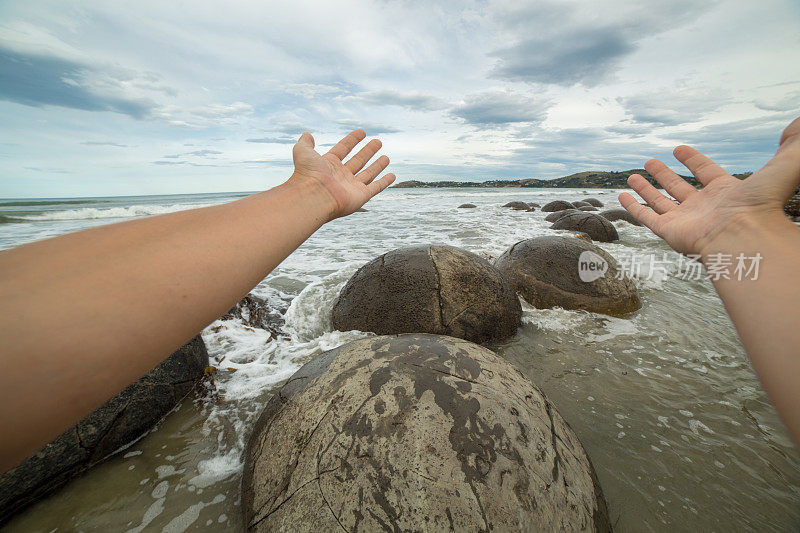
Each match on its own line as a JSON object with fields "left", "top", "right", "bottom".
{"left": 619, "top": 117, "right": 800, "bottom": 446}
{"left": 0, "top": 129, "right": 394, "bottom": 472}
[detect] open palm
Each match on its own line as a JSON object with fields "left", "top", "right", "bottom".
{"left": 620, "top": 117, "right": 800, "bottom": 255}
{"left": 290, "top": 129, "right": 395, "bottom": 219}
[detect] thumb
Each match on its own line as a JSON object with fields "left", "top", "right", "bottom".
{"left": 292, "top": 132, "right": 315, "bottom": 162}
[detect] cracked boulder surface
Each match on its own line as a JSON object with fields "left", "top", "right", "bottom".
{"left": 242, "top": 334, "right": 612, "bottom": 532}
{"left": 495, "top": 236, "right": 641, "bottom": 317}
{"left": 545, "top": 209, "right": 581, "bottom": 223}
{"left": 331, "top": 245, "right": 521, "bottom": 344}
{"left": 550, "top": 212, "right": 619, "bottom": 243}
{"left": 0, "top": 335, "right": 208, "bottom": 523}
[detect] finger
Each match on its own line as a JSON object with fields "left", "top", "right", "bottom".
{"left": 327, "top": 129, "right": 366, "bottom": 161}
{"left": 627, "top": 174, "right": 678, "bottom": 214}
{"left": 344, "top": 139, "right": 382, "bottom": 174}
{"left": 356, "top": 155, "right": 389, "bottom": 185}
{"left": 673, "top": 145, "right": 728, "bottom": 186}
{"left": 292, "top": 132, "right": 315, "bottom": 160}
{"left": 366, "top": 173, "right": 396, "bottom": 197}
{"left": 644, "top": 159, "right": 697, "bottom": 202}
{"left": 619, "top": 192, "right": 660, "bottom": 230}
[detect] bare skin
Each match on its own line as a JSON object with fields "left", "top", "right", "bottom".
{"left": 620, "top": 116, "right": 800, "bottom": 446}
{"left": 0, "top": 128, "right": 395, "bottom": 473}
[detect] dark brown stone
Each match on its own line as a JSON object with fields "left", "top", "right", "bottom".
{"left": 495, "top": 236, "right": 640, "bottom": 316}
{"left": 551, "top": 212, "right": 619, "bottom": 242}
{"left": 582, "top": 198, "right": 604, "bottom": 207}
{"left": 542, "top": 200, "right": 576, "bottom": 212}
{"left": 598, "top": 208, "right": 643, "bottom": 226}
{"left": 242, "top": 334, "right": 612, "bottom": 532}
{"left": 0, "top": 336, "right": 209, "bottom": 523}
{"left": 332, "top": 245, "right": 521, "bottom": 344}
{"left": 544, "top": 209, "right": 580, "bottom": 223}
{"left": 458, "top": 203, "right": 477, "bottom": 209}
{"left": 578, "top": 206, "right": 599, "bottom": 212}
{"left": 572, "top": 201, "right": 591, "bottom": 208}
{"left": 502, "top": 201, "right": 529, "bottom": 210}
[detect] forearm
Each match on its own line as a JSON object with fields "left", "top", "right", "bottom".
{"left": 0, "top": 177, "right": 334, "bottom": 471}
{"left": 701, "top": 213, "right": 800, "bottom": 444}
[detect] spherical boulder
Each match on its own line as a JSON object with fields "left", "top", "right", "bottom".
{"left": 544, "top": 209, "right": 580, "bottom": 223}
{"left": 572, "top": 200, "right": 591, "bottom": 208}
{"left": 551, "top": 212, "right": 619, "bottom": 242}
{"left": 495, "top": 236, "right": 640, "bottom": 316}
{"left": 458, "top": 203, "right": 477, "bottom": 209}
{"left": 502, "top": 201, "right": 529, "bottom": 210}
{"left": 582, "top": 198, "right": 604, "bottom": 207}
{"left": 332, "top": 245, "right": 521, "bottom": 343}
{"left": 542, "top": 200, "right": 575, "bottom": 212}
{"left": 598, "top": 208, "right": 643, "bottom": 226}
{"left": 578, "top": 205, "right": 599, "bottom": 212}
{"left": 242, "top": 334, "right": 612, "bottom": 532}
{"left": 528, "top": 202, "right": 541, "bottom": 208}
{"left": 0, "top": 336, "right": 209, "bottom": 522}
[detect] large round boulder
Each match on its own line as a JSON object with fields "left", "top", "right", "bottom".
{"left": 578, "top": 205, "right": 599, "bottom": 212}
{"left": 0, "top": 336, "right": 209, "bottom": 522}
{"left": 502, "top": 201, "right": 529, "bottom": 210}
{"left": 551, "top": 212, "right": 619, "bottom": 242}
{"left": 542, "top": 200, "right": 575, "bottom": 212}
{"left": 572, "top": 200, "right": 591, "bottom": 208}
{"left": 598, "top": 208, "right": 643, "bottom": 226}
{"left": 544, "top": 209, "right": 580, "bottom": 223}
{"left": 332, "top": 245, "right": 521, "bottom": 343}
{"left": 582, "top": 198, "right": 604, "bottom": 207}
{"left": 495, "top": 236, "right": 640, "bottom": 316}
{"left": 242, "top": 334, "right": 612, "bottom": 532}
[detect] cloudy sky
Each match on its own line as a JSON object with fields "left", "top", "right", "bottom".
{"left": 1, "top": 0, "right": 798, "bottom": 197}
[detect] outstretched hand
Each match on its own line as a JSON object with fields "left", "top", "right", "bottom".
{"left": 620, "top": 117, "right": 800, "bottom": 256}
{"left": 289, "top": 129, "right": 396, "bottom": 220}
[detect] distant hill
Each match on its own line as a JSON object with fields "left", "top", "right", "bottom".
{"left": 392, "top": 169, "right": 752, "bottom": 189}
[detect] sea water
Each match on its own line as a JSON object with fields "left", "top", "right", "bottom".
{"left": 1, "top": 188, "right": 798, "bottom": 531}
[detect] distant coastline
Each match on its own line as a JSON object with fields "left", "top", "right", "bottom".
{"left": 392, "top": 169, "right": 753, "bottom": 189}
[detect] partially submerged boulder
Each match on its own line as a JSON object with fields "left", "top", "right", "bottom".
{"left": 572, "top": 200, "right": 591, "bottom": 208}
{"left": 542, "top": 200, "right": 576, "bottom": 212}
{"left": 458, "top": 203, "right": 477, "bottom": 209}
{"left": 598, "top": 208, "right": 643, "bottom": 227}
{"left": 0, "top": 336, "right": 209, "bottom": 522}
{"left": 502, "top": 201, "right": 529, "bottom": 210}
{"left": 551, "top": 212, "right": 619, "bottom": 242}
{"left": 544, "top": 209, "right": 580, "bottom": 223}
{"left": 495, "top": 236, "right": 640, "bottom": 316}
{"left": 528, "top": 202, "right": 541, "bottom": 208}
{"left": 242, "top": 334, "right": 612, "bottom": 532}
{"left": 578, "top": 205, "right": 599, "bottom": 212}
{"left": 332, "top": 245, "right": 521, "bottom": 343}
{"left": 582, "top": 198, "right": 604, "bottom": 207}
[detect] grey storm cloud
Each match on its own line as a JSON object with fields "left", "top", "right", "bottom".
{"left": 349, "top": 90, "right": 448, "bottom": 111}
{"left": 489, "top": 28, "right": 635, "bottom": 86}
{"left": 246, "top": 137, "right": 297, "bottom": 144}
{"left": 617, "top": 90, "right": 730, "bottom": 126}
{"left": 0, "top": 47, "right": 154, "bottom": 118}
{"left": 450, "top": 91, "right": 550, "bottom": 127}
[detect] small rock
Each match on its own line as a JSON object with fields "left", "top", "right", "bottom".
{"left": 551, "top": 212, "right": 619, "bottom": 242}
{"left": 458, "top": 203, "right": 477, "bottom": 209}
{"left": 599, "top": 208, "right": 643, "bottom": 226}
{"left": 502, "top": 201, "right": 529, "bottom": 210}
{"left": 542, "top": 200, "right": 576, "bottom": 212}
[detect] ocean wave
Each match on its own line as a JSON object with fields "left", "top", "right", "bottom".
{"left": 4, "top": 203, "right": 214, "bottom": 221}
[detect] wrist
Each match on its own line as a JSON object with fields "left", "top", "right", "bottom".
{"left": 281, "top": 174, "right": 338, "bottom": 223}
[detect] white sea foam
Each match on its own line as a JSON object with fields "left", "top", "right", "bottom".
{"left": 9, "top": 203, "right": 213, "bottom": 221}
